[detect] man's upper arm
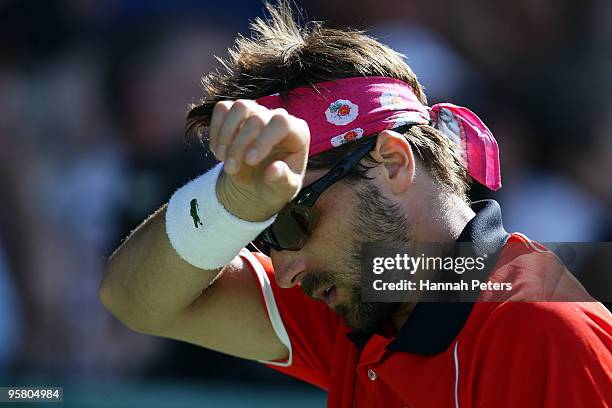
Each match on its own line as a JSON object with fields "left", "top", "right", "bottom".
{"left": 152, "top": 250, "right": 289, "bottom": 362}
{"left": 151, "top": 249, "right": 341, "bottom": 390}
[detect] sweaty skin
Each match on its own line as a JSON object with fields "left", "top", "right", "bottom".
{"left": 99, "top": 98, "right": 474, "bottom": 363}
{"left": 99, "top": 100, "right": 309, "bottom": 362}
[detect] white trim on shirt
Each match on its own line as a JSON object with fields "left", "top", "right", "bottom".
{"left": 240, "top": 249, "right": 293, "bottom": 367}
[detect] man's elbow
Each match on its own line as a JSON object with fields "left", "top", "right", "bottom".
{"left": 97, "top": 276, "right": 114, "bottom": 311}
{"left": 98, "top": 276, "right": 160, "bottom": 335}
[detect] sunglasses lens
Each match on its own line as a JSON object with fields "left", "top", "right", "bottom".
{"left": 271, "top": 205, "right": 320, "bottom": 250}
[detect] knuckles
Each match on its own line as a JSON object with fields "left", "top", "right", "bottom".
{"left": 213, "top": 99, "right": 310, "bottom": 147}
{"left": 231, "top": 99, "right": 254, "bottom": 111}
{"left": 213, "top": 100, "right": 232, "bottom": 115}
{"left": 272, "top": 107, "right": 289, "bottom": 115}
{"left": 269, "top": 112, "right": 305, "bottom": 135}
{"left": 243, "top": 114, "right": 266, "bottom": 129}
{"left": 294, "top": 118, "right": 309, "bottom": 136}
{"left": 269, "top": 112, "right": 290, "bottom": 128}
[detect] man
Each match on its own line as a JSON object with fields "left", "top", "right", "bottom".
{"left": 99, "top": 2, "right": 612, "bottom": 406}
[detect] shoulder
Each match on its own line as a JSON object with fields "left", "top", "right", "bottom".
{"left": 465, "top": 301, "right": 612, "bottom": 407}
{"left": 485, "top": 233, "right": 594, "bottom": 302}
{"left": 480, "top": 301, "right": 612, "bottom": 357}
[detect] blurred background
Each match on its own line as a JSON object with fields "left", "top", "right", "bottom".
{"left": 0, "top": 0, "right": 610, "bottom": 406}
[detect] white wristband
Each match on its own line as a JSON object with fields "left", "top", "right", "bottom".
{"left": 165, "top": 162, "right": 277, "bottom": 269}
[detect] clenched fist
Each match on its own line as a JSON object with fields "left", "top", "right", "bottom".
{"left": 209, "top": 99, "right": 310, "bottom": 221}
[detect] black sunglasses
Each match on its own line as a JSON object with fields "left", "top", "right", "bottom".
{"left": 251, "top": 135, "right": 379, "bottom": 256}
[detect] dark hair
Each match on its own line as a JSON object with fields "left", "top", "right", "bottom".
{"left": 309, "top": 125, "right": 469, "bottom": 197}
{"left": 185, "top": 0, "right": 469, "bottom": 196}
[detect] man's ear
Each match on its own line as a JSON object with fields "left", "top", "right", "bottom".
{"left": 369, "top": 130, "right": 415, "bottom": 195}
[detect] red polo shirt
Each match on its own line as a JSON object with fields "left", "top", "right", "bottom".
{"left": 241, "top": 200, "right": 612, "bottom": 407}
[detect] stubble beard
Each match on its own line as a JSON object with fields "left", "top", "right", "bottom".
{"left": 337, "top": 181, "right": 413, "bottom": 333}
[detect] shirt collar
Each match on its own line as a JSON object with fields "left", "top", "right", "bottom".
{"left": 347, "top": 199, "right": 510, "bottom": 354}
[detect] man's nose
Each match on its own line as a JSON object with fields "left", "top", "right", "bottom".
{"left": 270, "top": 248, "right": 307, "bottom": 288}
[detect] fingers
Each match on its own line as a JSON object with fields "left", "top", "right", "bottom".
{"left": 245, "top": 111, "right": 307, "bottom": 167}
{"left": 215, "top": 100, "right": 261, "bottom": 162}
{"left": 208, "top": 101, "right": 232, "bottom": 157}
{"left": 209, "top": 99, "right": 309, "bottom": 179}
{"left": 209, "top": 99, "right": 260, "bottom": 161}
{"left": 224, "top": 114, "right": 266, "bottom": 173}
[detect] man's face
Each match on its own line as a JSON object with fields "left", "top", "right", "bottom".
{"left": 270, "top": 169, "right": 411, "bottom": 332}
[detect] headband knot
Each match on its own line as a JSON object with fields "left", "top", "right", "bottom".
{"left": 429, "top": 103, "right": 502, "bottom": 191}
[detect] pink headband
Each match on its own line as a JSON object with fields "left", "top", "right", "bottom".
{"left": 255, "top": 76, "right": 501, "bottom": 191}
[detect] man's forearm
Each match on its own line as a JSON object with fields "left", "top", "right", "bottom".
{"left": 99, "top": 205, "right": 220, "bottom": 332}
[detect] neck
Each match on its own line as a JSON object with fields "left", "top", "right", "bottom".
{"left": 391, "top": 192, "right": 475, "bottom": 330}
{"left": 412, "top": 189, "right": 475, "bottom": 242}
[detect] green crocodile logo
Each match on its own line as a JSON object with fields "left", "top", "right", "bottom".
{"left": 190, "top": 199, "right": 203, "bottom": 228}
